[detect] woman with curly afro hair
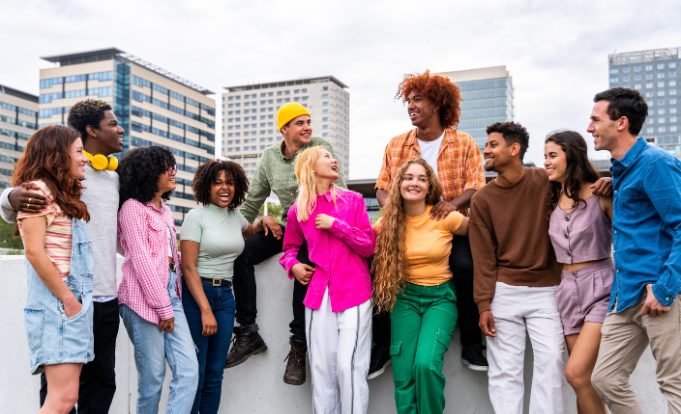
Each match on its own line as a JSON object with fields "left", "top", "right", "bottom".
{"left": 373, "top": 159, "right": 469, "bottom": 414}
{"left": 117, "top": 146, "right": 198, "bottom": 413}
{"left": 180, "top": 159, "right": 273, "bottom": 414}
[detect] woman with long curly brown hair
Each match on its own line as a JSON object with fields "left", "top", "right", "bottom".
{"left": 373, "top": 159, "right": 468, "bottom": 414}
{"left": 12, "top": 125, "right": 92, "bottom": 414}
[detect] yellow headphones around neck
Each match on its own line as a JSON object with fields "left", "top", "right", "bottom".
{"left": 83, "top": 150, "right": 118, "bottom": 171}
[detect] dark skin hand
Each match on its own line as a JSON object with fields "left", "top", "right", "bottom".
{"left": 158, "top": 318, "right": 175, "bottom": 333}
{"left": 9, "top": 182, "right": 48, "bottom": 213}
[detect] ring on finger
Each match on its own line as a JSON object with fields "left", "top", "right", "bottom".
{"left": 27, "top": 202, "right": 31, "bottom": 209}
{"left": 28, "top": 197, "right": 32, "bottom": 204}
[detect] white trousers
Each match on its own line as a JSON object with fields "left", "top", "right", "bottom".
{"left": 486, "top": 282, "right": 566, "bottom": 414}
{"left": 305, "top": 288, "right": 372, "bottom": 414}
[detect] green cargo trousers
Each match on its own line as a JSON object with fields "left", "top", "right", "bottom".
{"left": 390, "top": 282, "right": 458, "bottom": 414}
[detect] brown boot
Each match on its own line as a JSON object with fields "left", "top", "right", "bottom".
{"left": 283, "top": 338, "right": 307, "bottom": 385}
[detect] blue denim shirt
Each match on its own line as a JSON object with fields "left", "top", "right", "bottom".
{"left": 610, "top": 137, "right": 681, "bottom": 312}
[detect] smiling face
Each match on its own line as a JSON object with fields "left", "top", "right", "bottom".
{"left": 483, "top": 132, "right": 516, "bottom": 172}
{"left": 89, "top": 110, "right": 124, "bottom": 155}
{"left": 156, "top": 164, "right": 177, "bottom": 196}
{"left": 587, "top": 100, "right": 620, "bottom": 152}
{"left": 281, "top": 115, "right": 313, "bottom": 148}
{"left": 405, "top": 90, "right": 439, "bottom": 129}
{"left": 544, "top": 141, "right": 567, "bottom": 183}
{"left": 69, "top": 138, "right": 88, "bottom": 180}
{"left": 399, "top": 163, "right": 430, "bottom": 203}
{"left": 314, "top": 148, "right": 340, "bottom": 180}
{"left": 209, "top": 170, "right": 235, "bottom": 208}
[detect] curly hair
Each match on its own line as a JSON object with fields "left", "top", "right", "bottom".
{"left": 396, "top": 71, "right": 462, "bottom": 128}
{"left": 11, "top": 125, "right": 89, "bottom": 220}
{"left": 486, "top": 121, "right": 530, "bottom": 160}
{"left": 372, "top": 159, "right": 442, "bottom": 311}
{"left": 118, "top": 146, "right": 176, "bottom": 206}
{"left": 192, "top": 160, "right": 249, "bottom": 208}
{"left": 294, "top": 146, "right": 338, "bottom": 221}
{"left": 67, "top": 99, "right": 112, "bottom": 143}
{"left": 545, "top": 130, "right": 600, "bottom": 209}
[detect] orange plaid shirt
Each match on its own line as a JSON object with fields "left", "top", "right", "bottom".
{"left": 376, "top": 128, "right": 485, "bottom": 210}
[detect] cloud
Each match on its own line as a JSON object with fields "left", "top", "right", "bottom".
{"left": 2, "top": 0, "right": 679, "bottom": 177}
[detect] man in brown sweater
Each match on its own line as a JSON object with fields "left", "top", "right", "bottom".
{"left": 469, "top": 122, "right": 565, "bottom": 414}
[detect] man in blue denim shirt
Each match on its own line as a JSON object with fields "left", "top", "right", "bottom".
{"left": 587, "top": 87, "right": 681, "bottom": 414}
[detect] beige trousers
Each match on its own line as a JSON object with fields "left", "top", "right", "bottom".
{"left": 591, "top": 295, "right": 681, "bottom": 414}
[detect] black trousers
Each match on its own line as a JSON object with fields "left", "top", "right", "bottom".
{"left": 233, "top": 225, "right": 311, "bottom": 343}
{"left": 40, "top": 298, "right": 120, "bottom": 413}
{"left": 372, "top": 235, "right": 482, "bottom": 349}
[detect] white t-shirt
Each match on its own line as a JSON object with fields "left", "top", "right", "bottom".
{"left": 417, "top": 131, "right": 444, "bottom": 176}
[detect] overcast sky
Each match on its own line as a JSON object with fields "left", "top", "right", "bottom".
{"left": 2, "top": 0, "right": 679, "bottom": 178}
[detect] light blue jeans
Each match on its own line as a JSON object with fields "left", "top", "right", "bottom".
{"left": 120, "top": 270, "right": 198, "bottom": 414}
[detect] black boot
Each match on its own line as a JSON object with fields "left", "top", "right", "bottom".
{"left": 225, "top": 325, "right": 268, "bottom": 368}
{"left": 283, "top": 338, "right": 307, "bottom": 385}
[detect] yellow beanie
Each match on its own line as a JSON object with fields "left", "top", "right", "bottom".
{"left": 276, "top": 102, "right": 310, "bottom": 131}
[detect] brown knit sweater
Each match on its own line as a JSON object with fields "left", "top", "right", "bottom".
{"left": 469, "top": 168, "right": 561, "bottom": 313}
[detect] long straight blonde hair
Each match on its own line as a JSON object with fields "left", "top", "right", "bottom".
{"left": 293, "top": 146, "right": 337, "bottom": 221}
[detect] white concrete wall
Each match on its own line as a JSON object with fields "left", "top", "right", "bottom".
{"left": 0, "top": 254, "right": 666, "bottom": 413}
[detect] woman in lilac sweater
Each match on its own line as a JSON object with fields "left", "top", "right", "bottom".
{"left": 280, "top": 146, "right": 374, "bottom": 414}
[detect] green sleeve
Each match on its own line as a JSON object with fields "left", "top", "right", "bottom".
{"left": 240, "top": 155, "right": 271, "bottom": 223}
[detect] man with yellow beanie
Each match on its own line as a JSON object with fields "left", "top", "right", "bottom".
{"left": 227, "top": 102, "right": 345, "bottom": 385}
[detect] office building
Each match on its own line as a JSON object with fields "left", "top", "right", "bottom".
{"left": 440, "top": 66, "right": 514, "bottom": 149}
{"left": 609, "top": 47, "right": 681, "bottom": 157}
{"left": 39, "top": 48, "right": 216, "bottom": 225}
{"left": 0, "top": 85, "right": 38, "bottom": 189}
{"left": 222, "top": 76, "right": 350, "bottom": 178}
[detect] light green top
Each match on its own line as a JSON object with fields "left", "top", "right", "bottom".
{"left": 181, "top": 204, "right": 248, "bottom": 281}
{"left": 239, "top": 137, "right": 345, "bottom": 223}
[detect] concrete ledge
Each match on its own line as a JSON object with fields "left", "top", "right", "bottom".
{"left": 0, "top": 255, "right": 665, "bottom": 413}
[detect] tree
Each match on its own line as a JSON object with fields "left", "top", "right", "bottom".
{"left": 0, "top": 220, "right": 23, "bottom": 250}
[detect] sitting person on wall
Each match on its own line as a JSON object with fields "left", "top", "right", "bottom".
{"left": 373, "top": 158, "right": 468, "bottom": 414}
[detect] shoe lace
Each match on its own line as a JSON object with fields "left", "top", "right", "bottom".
{"left": 284, "top": 344, "right": 306, "bottom": 366}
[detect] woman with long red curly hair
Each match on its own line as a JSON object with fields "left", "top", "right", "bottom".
{"left": 12, "top": 125, "right": 92, "bottom": 414}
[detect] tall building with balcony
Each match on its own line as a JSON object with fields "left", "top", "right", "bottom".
{"left": 39, "top": 48, "right": 216, "bottom": 225}
{"left": 0, "top": 85, "right": 38, "bottom": 189}
{"left": 222, "top": 76, "right": 350, "bottom": 178}
{"left": 439, "top": 66, "right": 514, "bottom": 149}
{"left": 609, "top": 47, "right": 681, "bottom": 157}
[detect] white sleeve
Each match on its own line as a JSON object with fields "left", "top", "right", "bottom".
{"left": 0, "top": 187, "right": 17, "bottom": 224}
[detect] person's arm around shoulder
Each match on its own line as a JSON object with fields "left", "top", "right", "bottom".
{"left": 180, "top": 210, "right": 216, "bottom": 336}
{"left": 279, "top": 205, "right": 314, "bottom": 285}
{"left": 323, "top": 192, "right": 375, "bottom": 257}
{"left": 1, "top": 183, "right": 50, "bottom": 223}
{"left": 118, "top": 201, "right": 174, "bottom": 324}
{"left": 597, "top": 196, "right": 613, "bottom": 222}
{"left": 442, "top": 210, "right": 468, "bottom": 236}
{"left": 641, "top": 157, "right": 681, "bottom": 315}
{"left": 375, "top": 137, "right": 397, "bottom": 208}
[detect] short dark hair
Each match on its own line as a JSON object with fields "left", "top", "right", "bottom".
{"left": 593, "top": 87, "right": 648, "bottom": 135}
{"left": 118, "top": 146, "right": 176, "bottom": 206}
{"left": 486, "top": 122, "right": 529, "bottom": 160}
{"left": 192, "top": 160, "right": 249, "bottom": 208}
{"left": 67, "top": 99, "right": 112, "bottom": 143}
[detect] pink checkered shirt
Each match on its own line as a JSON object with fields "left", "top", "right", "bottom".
{"left": 118, "top": 198, "right": 181, "bottom": 324}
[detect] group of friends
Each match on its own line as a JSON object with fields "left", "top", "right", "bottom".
{"left": 1, "top": 71, "right": 680, "bottom": 414}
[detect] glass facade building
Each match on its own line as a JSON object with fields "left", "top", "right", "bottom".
{"left": 0, "top": 85, "right": 38, "bottom": 189}
{"left": 222, "top": 76, "right": 350, "bottom": 178}
{"left": 39, "top": 48, "right": 216, "bottom": 227}
{"left": 609, "top": 47, "right": 681, "bottom": 158}
{"left": 440, "top": 66, "right": 514, "bottom": 150}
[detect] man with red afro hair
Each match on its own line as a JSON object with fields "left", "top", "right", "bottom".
{"left": 370, "top": 71, "right": 487, "bottom": 378}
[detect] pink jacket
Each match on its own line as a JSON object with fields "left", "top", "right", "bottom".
{"left": 280, "top": 189, "right": 374, "bottom": 312}
{"left": 118, "top": 199, "right": 182, "bottom": 324}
